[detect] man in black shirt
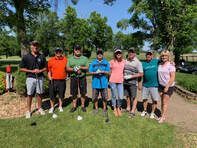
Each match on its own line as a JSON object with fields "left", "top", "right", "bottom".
{"left": 20, "top": 41, "right": 47, "bottom": 118}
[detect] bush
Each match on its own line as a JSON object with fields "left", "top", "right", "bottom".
{"left": 15, "top": 71, "right": 49, "bottom": 97}
{"left": 176, "top": 72, "right": 197, "bottom": 93}
{"left": 0, "top": 71, "right": 6, "bottom": 94}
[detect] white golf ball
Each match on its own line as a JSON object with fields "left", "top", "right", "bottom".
{"left": 77, "top": 115, "right": 83, "bottom": 120}
{"left": 52, "top": 113, "right": 58, "bottom": 119}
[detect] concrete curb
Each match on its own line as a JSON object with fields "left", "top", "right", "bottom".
{"left": 174, "top": 85, "right": 197, "bottom": 100}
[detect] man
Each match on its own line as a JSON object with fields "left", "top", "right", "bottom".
{"left": 20, "top": 41, "right": 46, "bottom": 118}
{"left": 123, "top": 48, "right": 143, "bottom": 117}
{"left": 67, "top": 45, "right": 88, "bottom": 112}
{"left": 89, "top": 49, "right": 110, "bottom": 115}
{"left": 5, "top": 64, "right": 13, "bottom": 92}
{"left": 47, "top": 48, "right": 68, "bottom": 113}
{"left": 141, "top": 51, "right": 160, "bottom": 119}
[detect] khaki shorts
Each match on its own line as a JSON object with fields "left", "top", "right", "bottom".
{"left": 142, "top": 86, "right": 160, "bottom": 101}
{"left": 26, "top": 77, "right": 44, "bottom": 95}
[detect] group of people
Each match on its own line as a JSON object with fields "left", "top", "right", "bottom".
{"left": 20, "top": 40, "right": 175, "bottom": 124}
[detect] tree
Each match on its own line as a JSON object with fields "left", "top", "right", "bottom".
{"left": 0, "top": 0, "right": 50, "bottom": 56}
{"left": 118, "top": 0, "right": 196, "bottom": 63}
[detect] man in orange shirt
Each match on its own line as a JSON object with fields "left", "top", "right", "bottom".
{"left": 47, "top": 48, "right": 68, "bottom": 113}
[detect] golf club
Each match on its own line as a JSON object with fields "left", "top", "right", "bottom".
{"left": 105, "top": 108, "right": 110, "bottom": 123}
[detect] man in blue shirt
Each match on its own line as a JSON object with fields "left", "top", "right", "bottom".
{"left": 141, "top": 51, "right": 160, "bottom": 119}
{"left": 89, "top": 49, "right": 110, "bottom": 115}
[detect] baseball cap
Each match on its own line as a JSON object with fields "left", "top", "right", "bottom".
{"left": 74, "top": 45, "right": 81, "bottom": 50}
{"left": 128, "top": 47, "right": 136, "bottom": 53}
{"left": 146, "top": 50, "right": 153, "bottom": 55}
{"left": 96, "top": 48, "right": 103, "bottom": 55}
{"left": 114, "top": 48, "right": 122, "bottom": 53}
{"left": 30, "top": 40, "right": 39, "bottom": 46}
{"left": 55, "top": 47, "right": 63, "bottom": 52}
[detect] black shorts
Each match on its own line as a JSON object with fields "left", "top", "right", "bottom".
{"left": 70, "top": 77, "right": 87, "bottom": 96}
{"left": 158, "top": 85, "right": 174, "bottom": 96}
{"left": 124, "top": 83, "right": 137, "bottom": 100}
{"left": 49, "top": 80, "right": 66, "bottom": 100}
{"left": 92, "top": 88, "right": 108, "bottom": 101}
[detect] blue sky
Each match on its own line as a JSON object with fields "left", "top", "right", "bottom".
{"left": 56, "top": 0, "right": 133, "bottom": 33}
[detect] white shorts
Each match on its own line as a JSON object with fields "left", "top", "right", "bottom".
{"left": 142, "top": 86, "right": 160, "bottom": 101}
{"left": 26, "top": 77, "right": 44, "bottom": 95}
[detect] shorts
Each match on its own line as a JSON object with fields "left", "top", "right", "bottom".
{"left": 26, "top": 77, "right": 44, "bottom": 96}
{"left": 124, "top": 83, "right": 137, "bottom": 100}
{"left": 92, "top": 88, "right": 108, "bottom": 101}
{"left": 49, "top": 80, "right": 66, "bottom": 100}
{"left": 158, "top": 85, "right": 174, "bottom": 96}
{"left": 70, "top": 76, "right": 87, "bottom": 96}
{"left": 142, "top": 86, "right": 160, "bottom": 101}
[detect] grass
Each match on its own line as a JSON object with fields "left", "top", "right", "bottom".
{"left": 0, "top": 104, "right": 181, "bottom": 148}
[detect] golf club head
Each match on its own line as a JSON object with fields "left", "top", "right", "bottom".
{"left": 30, "top": 122, "right": 37, "bottom": 126}
{"left": 77, "top": 115, "right": 83, "bottom": 121}
{"left": 52, "top": 113, "right": 58, "bottom": 119}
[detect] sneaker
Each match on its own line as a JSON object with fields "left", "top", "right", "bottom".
{"left": 38, "top": 108, "right": 45, "bottom": 115}
{"left": 150, "top": 112, "right": 156, "bottom": 119}
{"left": 59, "top": 107, "right": 63, "bottom": 112}
{"left": 25, "top": 111, "right": 31, "bottom": 119}
{"left": 70, "top": 107, "right": 77, "bottom": 113}
{"left": 129, "top": 112, "right": 135, "bottom": 118}
{"left": 48, "top": 107, "right": 54, "bottom": 114}
{"left": 141, "top": 111, "right": 147, "bottom": 117}
{"left": 81, "top": 107, "right": 86, "bottom": 112}
{"left": 93, "top": 109, "right": 98, "bottom": 114}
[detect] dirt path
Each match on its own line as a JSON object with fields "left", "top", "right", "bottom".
{"left": 0, "top": 78, "right": 196, "bottom": 133}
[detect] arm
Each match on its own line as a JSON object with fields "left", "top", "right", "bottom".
{"left": 164, "top": 71, "right": 175, "bottom": 92}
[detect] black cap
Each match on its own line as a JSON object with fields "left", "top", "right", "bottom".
{"left": 74, "top": 45, "right": 81, "bottom": 50}
{"left": 55, "top": 47, "right": 63, "bottom": 52}
{"left": 146, "top": 50, "right": 153, "bottom": 55}
{"left": 128, "top": 47, "right": 136, "bottom": 53}
{"left": 96, "top": 49, "right": 103, "bottom": 55}
{"left": 30, "top": 40, "right": 39, "bottom": 46}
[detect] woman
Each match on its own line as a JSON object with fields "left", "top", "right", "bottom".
{"left": 109, "top": 48, "right": 125, "bottom": 117}
{"left": 158, "top": 50, "right": 176, "bottom": 123}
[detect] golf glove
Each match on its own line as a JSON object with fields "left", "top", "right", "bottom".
{"left": 124, "top": 75, "right": 133, "bottom": 80}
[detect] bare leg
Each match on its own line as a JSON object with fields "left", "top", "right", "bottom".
{"left": 103, "top": 101, "right": 106, "bottom": 111}
{"left": 27, "top": 96, "right": 33, "bottom": 112}
{"left": 131, "top": 97, "right": 137, "bottom": 113}
{"left": 50, "top": 100, "right": 54, "bottom": 108}
{"left": 161, "top": 94, "right": 170, "bottom": 119}
{"left": 143, "top": 99, "right": 148, "bottom": 111}
{"left": 59, "top": 99, "right": 63, "bottom": 108}
{"left": 37, "top": 94, "right": 42, "bottom": 109}
{"left": 72, "top": 98, "right": 77, "bottom": 108}
{"left": 152, "top": 101, "right": 157, "bottom": 113}
{"left": 126, "top": 96, "right": 131, "bottom": 111}
{"left": 81, "top": 95, "right": 86, "bottom": 108}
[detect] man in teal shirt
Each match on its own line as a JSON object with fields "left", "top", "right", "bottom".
{"left": 141, "top": 51, "right": 160, "bottom": 119}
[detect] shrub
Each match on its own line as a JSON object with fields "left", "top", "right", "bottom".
{"left": 15, "top": 71, "right": 49, "bottom": 97}
{"left": 0, "top": 71, "right": 6, "bottom": 94}
{"left": 176, "top": 72, "right": 197, "bottom": 93}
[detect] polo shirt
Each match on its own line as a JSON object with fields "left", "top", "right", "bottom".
{"left": 142, "top": 59, "right": 159, "bottom": 87}
{"left": 89, "top": 58, "right": 110, "bottom": 89}
{"left": 48, "top": 56, "right": 68, "bottom": 80}
{"left": 124, "top": 57, "right": 143, "bottom": 85}
{"left": 20, "top": 53, "right": 46, "bottom": 78}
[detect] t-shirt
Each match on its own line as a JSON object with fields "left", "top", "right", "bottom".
{"left": 48, "top": 56, "right": 67, "bottom": 80}
{"left": 109, "top": 59, "right": 125, "bottom": 83}
{"left": 142, "top": 59, "right": 159, "bottom": 87}
{"left": 6, "top": 65, "right": 11, "bottom": 73}
{"left": 124, "top": 57, "right": 143, "bottom": 85}
{"left": 67, "top": 55, "right": 88, "bottom": 78}
{"left": 89, "top": 58, "right": 110, "bottom": 89}
{"left": 20, "top": 53, "right": 46, "bottom": 78}
{"left": 158, "top": 62, "right": 176, "bottom": 87}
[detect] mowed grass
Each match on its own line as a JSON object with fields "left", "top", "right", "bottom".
{"left": 0, "top": 104, "right": 181, "bottom": 148}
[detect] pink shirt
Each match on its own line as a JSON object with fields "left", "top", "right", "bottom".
{"left": 158, "top": 62, "right": 175, "bottom": 87}
{"left": 109, "top": 59, "right": 125, "bottom": 83}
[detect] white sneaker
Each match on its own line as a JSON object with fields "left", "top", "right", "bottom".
{"left": 49, "top": 107, "right": 54, "bottom": 114}
{"left": 25, "top": 111, "right": 31, "bottom": 119}
{"left": 141, "top": 111, "right": 147, "bottom": 117}
{"left": 38, "top": 108, "right": 45, "bottom": 115}
{"left": 150, "top": 112, "right": 156, "bottom": 119}
{"left": 59, "top": 107, "right": 63, "bottom": 112}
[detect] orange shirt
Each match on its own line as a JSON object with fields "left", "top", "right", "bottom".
{"left": 47, "top": 56, "right": 67, "bottom": 80}
{"left": 6, "top": 65, "right": 11, "bottom": 73}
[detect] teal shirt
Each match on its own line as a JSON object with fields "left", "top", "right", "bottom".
{"left": 142, "top": 59, "right": 159, "bottom": 87}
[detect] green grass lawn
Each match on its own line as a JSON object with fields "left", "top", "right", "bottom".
{"left": 0, "top": 105, "right": 182, "bottom": 148}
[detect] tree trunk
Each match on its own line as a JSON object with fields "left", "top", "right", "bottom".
{"left": 14, "top": 0, "right": 28, "bottom": 57}
{"left": 174, "top": 50, "right": 181, "bottom": 65}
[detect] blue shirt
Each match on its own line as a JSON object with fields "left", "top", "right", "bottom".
{"left": 142, "top": 59, "right": 159, "bottom": 87}
{"left": 89, "top": 58, "right": 110, "bottom": 89}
